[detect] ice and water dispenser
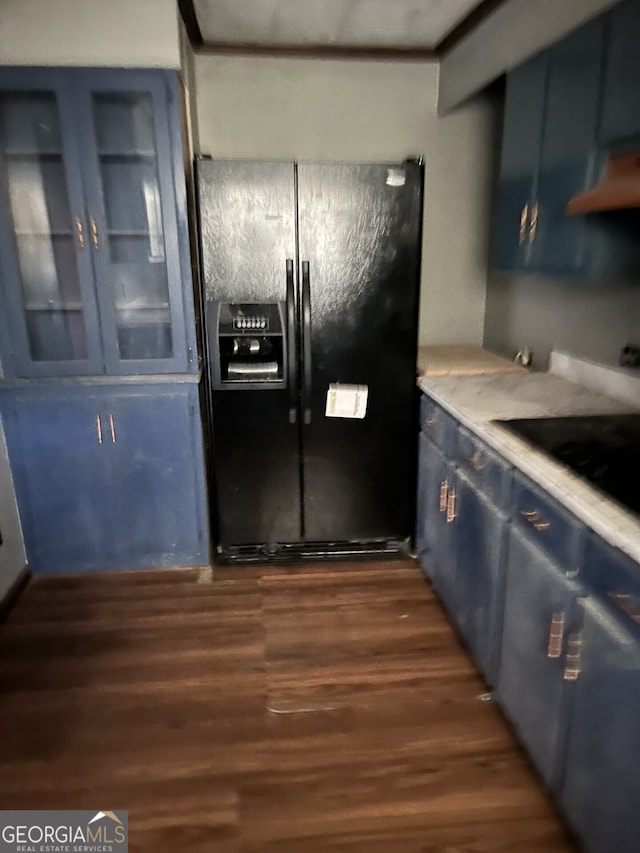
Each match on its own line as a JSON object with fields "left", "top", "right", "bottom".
{"left": 209, "top": 301, "right": 288, "bottom": 390}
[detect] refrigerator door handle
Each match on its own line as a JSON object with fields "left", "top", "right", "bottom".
{"left": 301, "top": 261, "right": 312, "bottom": 424}
{"left": 286, "top": 259, "right": 297, "bottom": 424}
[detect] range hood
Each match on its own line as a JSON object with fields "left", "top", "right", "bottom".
{"left": 566, "top": 153, "right": 640, "bottom": 215}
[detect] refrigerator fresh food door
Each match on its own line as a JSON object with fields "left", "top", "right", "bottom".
{"left": 297, "top": 162, "right": 423, "bottom": 544}
{"left": 197, "top": 159, "right": 302, "bottom": 549}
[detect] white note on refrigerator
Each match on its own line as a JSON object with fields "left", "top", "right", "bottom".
{"left": 325, "top": 384, "right": 368, "bottom": 419}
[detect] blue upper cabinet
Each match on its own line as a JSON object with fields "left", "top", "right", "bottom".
{"left": 493, "top": 4, "right": 640, "bottom": 281}
{"left": 533, "top": 18, "right": 605, "bottom": 276}
{"left": 600, "top": 0, "right": 640, "bottom": 147}
{"left": 74, "top": 70, "right": 191, "bottom": 375}
{"left": 493, "top": 54, "right": 547, "bottom": 272}
{"left": 0, "top": 68, "right": 196, "bottom": 379}
{"left": 0, "top": 69, "right": 104, "bottom": 377}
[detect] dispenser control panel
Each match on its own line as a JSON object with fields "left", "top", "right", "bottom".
{"left": 233, "top": 315, "right": 269, "bottom": 331}
{"left": 218, "top": 303, "right": 282, "bottom": 336}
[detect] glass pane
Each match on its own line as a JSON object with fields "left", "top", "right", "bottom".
{"left": 92, "top": 92, "right": 173, "bottom": 361}
{"left": 0, "top": 92, "right": 88, "bottom": 361}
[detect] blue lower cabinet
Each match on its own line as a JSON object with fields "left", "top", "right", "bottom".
{"left": 561, "top": 597, "right": 640, "bottom": 853}
{"left": 1, "top": 383, "right": 208, "bottom": 574}
{"left": 496, "top": 527, "right": 579, "bottom": 790}
{"left": 3, "top": 390, "right": 110, "bottom": 573}
{"left": 453, "top": 472, "right": 508, "bottom": 685}
{"left": 416, "top": 433, "right": 454, "bottom": 604}
{"left": 105, "top": 387, "right": 208, "bottom": 570}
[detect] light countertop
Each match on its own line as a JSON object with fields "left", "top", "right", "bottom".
{"left": 417, "top": 345, "right": 527, "bottom": 377}
{"left": 418, "top": 371, "right": 640, "bottom": 565}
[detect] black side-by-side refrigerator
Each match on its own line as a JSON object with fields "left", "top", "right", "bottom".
{"left": 196, "top": 158, "right": 424, "bottom": 562}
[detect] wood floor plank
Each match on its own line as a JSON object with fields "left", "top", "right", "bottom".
{"left": 0, "top": 558, "right": 575, "bottom": 851}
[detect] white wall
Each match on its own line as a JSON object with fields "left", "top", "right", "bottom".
{"left": 484, "top": 272, "right": 640, "bottom": 371}
{"left": 194, "top": 55, "right": 496, "bottom": 345}
{"left": 0, "top": 0, "right": 181, "bottom": 68}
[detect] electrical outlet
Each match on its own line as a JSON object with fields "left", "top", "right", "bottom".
{"left": 620, "top": 344, "right": 640, "bottom": 368}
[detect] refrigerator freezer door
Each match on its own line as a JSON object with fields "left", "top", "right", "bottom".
{"left": 197, "top": 160, "right": 302, "bottom": 548}
{"left": 297, "top": 163, "right": 423, "bottom": 543}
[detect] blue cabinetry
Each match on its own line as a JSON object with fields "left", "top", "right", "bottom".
{"left": 0, "top": 66, "right": 206, "bottom": 575}
{"left": 493, "top": 8, "right": 640, "bottom": 279}
{"left": 496, "top": 527, "right": 580, "bottom": 789}
{"left": 107, "top": 388, "right": 207, "bottom": 570}
{"left": 2, "top": 391, "right": 108, "bottom": 571}
{"left": 600, "top": 0, "right": 640, "bottom": 146}
{"left": 1, "top": 383, "right": 207, "bottom": 574}
{"left": 0, "top": 67, "right": 196, "bottom": 379}
{"left": 417, "top": 389, "right": 640, "bottom": 848}
{"left": 416, "top": 403, "right": 510, "bottom": 685}
{"left": 453, "top": 473, "right": 508, "bottom": 683}
{"left": 493, "top": 55, "right": 547, "bottom": 272}
{"left": 561, "top": 597, "right": 640, "bottom": 853}
{"left": 534, "top": 19, "right": 605, "bottom": 276}
{"left": 416, "top": 432, "right": 454, "bottom": 606}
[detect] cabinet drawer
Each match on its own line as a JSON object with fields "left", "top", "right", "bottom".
{"left": 582, "top": 534, "right": 640, "bottom": 637}
{"left": 419, "top": 395, "right": 457, "bottom": 456}
{"left": 512, "top": 473, "right": 584, "bottom": 570}
{"left": 456, "top": 426, "right": 512, "bottom": 510}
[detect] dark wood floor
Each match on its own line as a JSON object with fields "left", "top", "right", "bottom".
{"left": 0, "top": 559, "right": 575, "bottom": 852}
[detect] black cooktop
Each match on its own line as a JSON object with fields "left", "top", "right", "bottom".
{"left": 495, "top": 414, "right": 640, "bottom": 517}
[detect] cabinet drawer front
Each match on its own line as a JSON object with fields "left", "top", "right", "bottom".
{"left": 583, "top": 534, "right": 640, "bottom": 637}
{"left": 456, "top": 426, "right": 511, "bottom": 509}
{"left": 419, "top": 395, "right": 457, "bottom": 455}
{"left": 512, "top": 474, "right": 584, "bottom": 570}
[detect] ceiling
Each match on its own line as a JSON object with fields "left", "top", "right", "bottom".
{"left": 190, "top": 0, "right": 487, "bottom": 51}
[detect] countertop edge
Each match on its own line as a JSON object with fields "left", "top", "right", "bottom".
{"left": 419, "top": 377, "right": 640, "bottom": 567}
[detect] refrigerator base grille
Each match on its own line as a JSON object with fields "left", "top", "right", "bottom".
{"left": 215, "top": 538, "right": 412, "bottom": 565}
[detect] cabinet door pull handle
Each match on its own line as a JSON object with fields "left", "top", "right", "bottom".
{"left": 425, "top": 418, "right": 436, "bottom": 428}
{"left": 469, "top": 454, "right": 486, "bottom": 471}
{"left": 534, "top": 520, "right": 551, "bottom": 531}
{"left": 96, "top": 415, "right": 103, "bottom": 445}
{"left": 439, "top": 480, "right": 448, "bottom": 512}
{"left": 547, "top": 612, "right": 565, "bottom": 658}
{"left": 529, "top": 202, "right": 539, "bottom": 244}
{"left": 446, "top": 490, "right": 457, "bottom": 523}
{"left": 564, "top": 633, "right": 583, "bottom": 681}
{"left": 108, "top": 414, "right": 116, "bottom": 443}
{"left": 519, "top": 203, "right": 529, "bottom": 245}
{"left": 90, "top": 218, "right": 99, "bottom": 249}
{"left": 521, "top": 510, "right": 539, "bottom": 521}
{"left": 75, "top": 217, "right": 85, "bottom": 248}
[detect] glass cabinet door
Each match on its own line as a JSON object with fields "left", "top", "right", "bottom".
{"left": 76, "top": 72, "right": 187, "bottom": 374}
{"left": 0, "top": 72, "right": 103, "bottom": 376}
